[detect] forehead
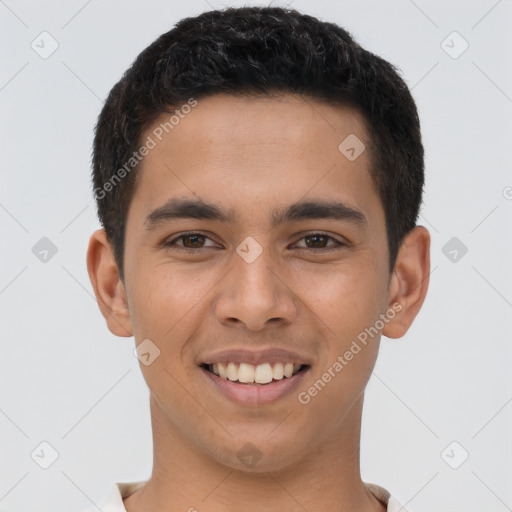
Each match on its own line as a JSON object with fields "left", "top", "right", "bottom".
{"left": 143, "top": 93, "right": 371, "bottom": 164}
{"left": 129, "top": 93, "right": 382, "bottom": 228}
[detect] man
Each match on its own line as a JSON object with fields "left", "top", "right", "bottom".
{"left": 86, "top": 6, "right": 430, "bottom": 512}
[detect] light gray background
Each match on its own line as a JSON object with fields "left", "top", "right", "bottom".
{"left": 1, "top": 0, "right": 511, "bottom": 510}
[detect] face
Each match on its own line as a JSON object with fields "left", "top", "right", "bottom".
{"left": 110, "top": 93, "right": 401, "bottom": 470}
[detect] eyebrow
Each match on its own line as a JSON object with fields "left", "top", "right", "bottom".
{"left": 144, "top": 197, "right": 367, "bottom": 230}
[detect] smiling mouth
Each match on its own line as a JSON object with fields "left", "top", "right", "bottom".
{"left": 201, "top": 362, "right": 309, "bottom": 385}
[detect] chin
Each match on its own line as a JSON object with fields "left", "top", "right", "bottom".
{"left": 204, "top": 430, "right": 310, "bottom": 474}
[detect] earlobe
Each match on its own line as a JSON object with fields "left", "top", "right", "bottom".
{"left": 382, "top": 226, "right": 430, "bottom": 339}
{"left": 86, "top": 229, "right": 133, "bottom": 337}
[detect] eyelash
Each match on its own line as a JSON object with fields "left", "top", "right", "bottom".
{"left": 162, "top": 231, "right": 346, "bottom": 253}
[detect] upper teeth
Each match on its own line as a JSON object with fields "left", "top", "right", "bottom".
{"left": 210, "top": 362, "right": 302, "bottom": 384}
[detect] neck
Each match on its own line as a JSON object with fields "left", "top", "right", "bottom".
{"left": 123, "top": 393, "right": 385, "bottom": 512}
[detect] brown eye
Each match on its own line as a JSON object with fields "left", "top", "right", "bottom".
{"left": 163, "top": 232, "right": 217, "bottom": 252}
{"left": 294, "top": 233, "right": 343, "bottom": 250}
{"left": 304, "top": 234, "right": 329, "bottom": 249}
{"left": 181, "top": 234, "right": 206, "bottom": 248}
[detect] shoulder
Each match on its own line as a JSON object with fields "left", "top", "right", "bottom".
{"left": 83, "top": 481, "right": 147, "bottom": 512}
{"left": 365, "top": 481, "right": 411, "bottom": 512}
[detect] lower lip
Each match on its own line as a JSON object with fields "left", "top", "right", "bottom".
{"left": 200, "top": 366, "right": 310, "bottom": 405}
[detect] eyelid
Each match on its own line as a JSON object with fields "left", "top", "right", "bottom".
{"left": 164, "top": 231, "right": 219, "bottom": 250}
{"left": 292, "top": 232, "right": 345, "bottom": 249}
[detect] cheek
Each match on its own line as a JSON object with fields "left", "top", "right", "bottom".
{"left": 298, "top": 346, "right": 378, "bottom": 439}
{"left": 310, "top": 260, "right": 385, "bottom": 331}
{"left": 303, "top": 261, "right": 385, "bottom": 397}
{"left": 297, "top": 268, "right": 384, "bottom": 426}
{"left": 126, "top": 259, "right": 206, "bottom": 339}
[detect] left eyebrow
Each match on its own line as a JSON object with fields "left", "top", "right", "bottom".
{"left": 144, "top": 197, "right": 367, "bottom": 230}
{"left": 272, "top": 200, "right": 367, "bottom": 226}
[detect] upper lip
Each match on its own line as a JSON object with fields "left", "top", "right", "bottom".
{"left": 199, "top": 348, "right": 312, "bottom": 366}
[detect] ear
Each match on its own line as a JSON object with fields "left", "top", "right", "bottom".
{"left": 382, "top": 226, "right": 430, "bottom": 339}
{"left": 86, "top": 229, "right": 133, "bottom": 337}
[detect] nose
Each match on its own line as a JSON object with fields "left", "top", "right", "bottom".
{"left": 213, "top": 249, "right": 297, "bottom": 331}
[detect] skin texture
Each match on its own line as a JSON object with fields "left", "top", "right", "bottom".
{"left": 87, "top": 93, "right": 430, "bottom": 512}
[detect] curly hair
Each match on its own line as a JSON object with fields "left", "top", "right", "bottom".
{"left": 92, "top": 6, "right": 424, "bottom": 282}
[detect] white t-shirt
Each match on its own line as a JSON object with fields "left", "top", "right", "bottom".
{"left": 95, "top": 480, "right": 409, "bottom": 511}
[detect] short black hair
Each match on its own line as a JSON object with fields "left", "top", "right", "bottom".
{"left": 92, "top": 6, "right": 424, "bottom": 282}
